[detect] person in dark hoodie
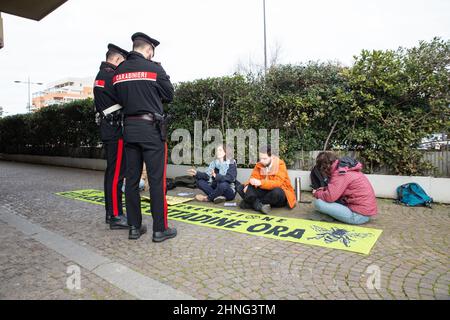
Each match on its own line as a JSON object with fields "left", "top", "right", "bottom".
{"left": 187, "top": 144, "right": 237, "bottom": 204}
{"left": 312, "top": 151, "right": 378, "bottom": 225}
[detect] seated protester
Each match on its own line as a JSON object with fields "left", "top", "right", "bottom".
{"left": 312, "top": 151, "right": 378, "bottom": 225}
{"left": 237, "top": 145, "right": 297, "bottom": 214}
{"left": 187, "top": 144, "right": 237, "bottom": 204}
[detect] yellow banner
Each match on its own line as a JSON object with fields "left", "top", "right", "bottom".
{"left": 141, "top": 195, "right": 193, "bottom": 206}
{"left": 56, "top": 189, "right": 382, "bottom": 255}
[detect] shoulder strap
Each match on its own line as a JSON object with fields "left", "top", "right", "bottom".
{"left": 408, "top": 184, "right": 431, "bottom": 203}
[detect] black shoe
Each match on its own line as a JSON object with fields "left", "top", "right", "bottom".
{"left": 213, "top": 196, "right": 227, "bottom": 204}
{"left": 239, "top": 200, "right": 252, "bottom": 209}
{"left": 109, "top": 215, "right": 129, "bottom": 230}
{"left": 129, "top": 225, "right": 147, "bottom": 240}
{"left": 152, "top": 227, "right": 177, "bottom": 243}
{"left": 254, "top": 200, "right": 271, "bottom": 214}
{"left": 260, "top": 204, "right": 271, "bottom": 214}
{"left": 105, "top": 214, "right": 112, "bottom": 224}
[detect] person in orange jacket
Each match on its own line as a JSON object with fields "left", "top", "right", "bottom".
{"left": 236, "top": 145, "right": 297, "bottom": 214}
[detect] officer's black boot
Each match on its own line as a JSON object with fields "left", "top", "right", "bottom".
{"left": 105, "top": 214, "right": 112, "bottom": 224}
{"left": 129, "top": 224, "right": 147, "bottom": 240}
{"left": 152, "top": 227, "right": 177, "bottom": 243}
{"left": 110, "top": 215, "right": 129, "bottom": 230}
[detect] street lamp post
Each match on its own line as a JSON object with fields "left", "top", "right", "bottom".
{"left": 14, "top": 77, "right": 43, "bottom": 113}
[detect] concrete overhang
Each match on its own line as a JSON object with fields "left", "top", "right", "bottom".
{"left": 0, "top": 0, "right": 67, "bottom": 21}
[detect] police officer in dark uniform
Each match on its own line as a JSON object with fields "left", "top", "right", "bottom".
{"left": 94, "top": 43, "right": 129, "bottom": 230}
{"left": 113, "top": 32, "right": 177, "bottom": 242}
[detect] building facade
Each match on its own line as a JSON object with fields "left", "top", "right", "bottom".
{"left": 32, "top": 77, "right": 94, "bottom": 111}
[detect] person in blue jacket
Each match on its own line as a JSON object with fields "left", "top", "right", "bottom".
{"left": 187, "top": 144, "right": 237, "bottom": 204}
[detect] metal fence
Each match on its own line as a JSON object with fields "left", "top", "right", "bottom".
{"left": 421, "top": 150, "right": 450, "bottom": 177}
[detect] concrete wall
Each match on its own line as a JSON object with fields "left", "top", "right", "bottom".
{"left": 0, "top": 153, "right": 106, "bottom": 171}
{"left": 168, "top": 164, "right": 450, "bottom": 204}
{"left": 1, "top": 153, "right": 449, "bottom": 204}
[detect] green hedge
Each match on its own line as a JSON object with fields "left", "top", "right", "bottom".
{"left": 1, "top": 38, "right": 449, "bottom": 175}
{"left": 0, "top": 99, "right": 101, "bottom": 157}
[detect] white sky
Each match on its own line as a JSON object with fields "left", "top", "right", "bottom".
{"left": 0, "top": 0, "right": 449, "bottom": 116}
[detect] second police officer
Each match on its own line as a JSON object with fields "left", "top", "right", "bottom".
{"left": 94, "top": 44, "right": 129, "bottom": 230}
{"left": 113, "top": 32, "right": 177, "bottom": 242}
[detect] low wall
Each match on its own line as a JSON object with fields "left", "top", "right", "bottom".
{"left": 0, "top": 153, "right": 106, "bottom": 171}
{"left": 1, "top": 153, "right": 450, "bottom": 204}
{"left": 168, "top": 165, "right": 450, "bottom": 204}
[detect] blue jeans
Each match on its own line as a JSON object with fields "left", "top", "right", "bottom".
{"left": 197, "top": 179, "right": 236, "bottom": 202}
{"left": 313, "top": 199, "right": 370, "bottom": 225}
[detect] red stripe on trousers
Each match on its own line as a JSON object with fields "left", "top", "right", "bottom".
{"left": 163, "top": 142, "right": 168, "bottom": 229}
{"left": 112, "top": 138, "right": 124, "bottom": 217}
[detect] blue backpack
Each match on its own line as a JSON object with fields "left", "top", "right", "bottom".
{"left": 396, "top": 183, "right": 433, "bottom": 208}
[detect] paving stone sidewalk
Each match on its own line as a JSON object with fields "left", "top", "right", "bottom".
{"left": 0, "top": 219, "right": 135, "bottom": 300}
{"left": 0, "top": 161, "right": 448, "bottom": 300}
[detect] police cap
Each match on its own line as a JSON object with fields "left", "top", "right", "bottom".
{"left": 107, "top": 43, "right": 129, "bottom": 58}
{"left": 131, "top": 32, "right": 160, "bottom": 48}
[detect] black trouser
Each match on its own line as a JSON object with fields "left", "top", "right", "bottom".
{"left": 103, "top": 138, "right": 126, "bottom": 217}
{"left": 238, "top": 185, "right": 287, "bottom": 209}
{"left": 124, "top": 126, "right": 168, "bottom": 232}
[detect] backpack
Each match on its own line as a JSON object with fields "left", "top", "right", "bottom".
{"left": 174, "top": 175, "right": 197, "bottom": 189}
{"left": 396, "top": 183, "right": 433, "bottom": 208}
{"left": 166, "top": 178, "right": 177, "bottom": 191}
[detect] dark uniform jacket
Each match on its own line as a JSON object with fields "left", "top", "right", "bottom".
{"left": 112, "top": 51, "right": 174, "bottom": 143}
{"left": 94, "top": 61, "right": 122, "bottom": 142}
{"left": 113, "top": 51, "right": 174, "bottom": 115}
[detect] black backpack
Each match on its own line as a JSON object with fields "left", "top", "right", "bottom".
{"left": 173, "top": 175, "right": 197, "bottom": 189}
{"left": 166, "top": 178, "right": 177, "bottom": 191}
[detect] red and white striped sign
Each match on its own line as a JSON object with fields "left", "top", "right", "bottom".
{"left": 113, "top": 72, "right": 157, "bottom": 85}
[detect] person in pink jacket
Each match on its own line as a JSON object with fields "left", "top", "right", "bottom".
{"left": 312, "top": 151, "right": 378, "bottom": 225}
